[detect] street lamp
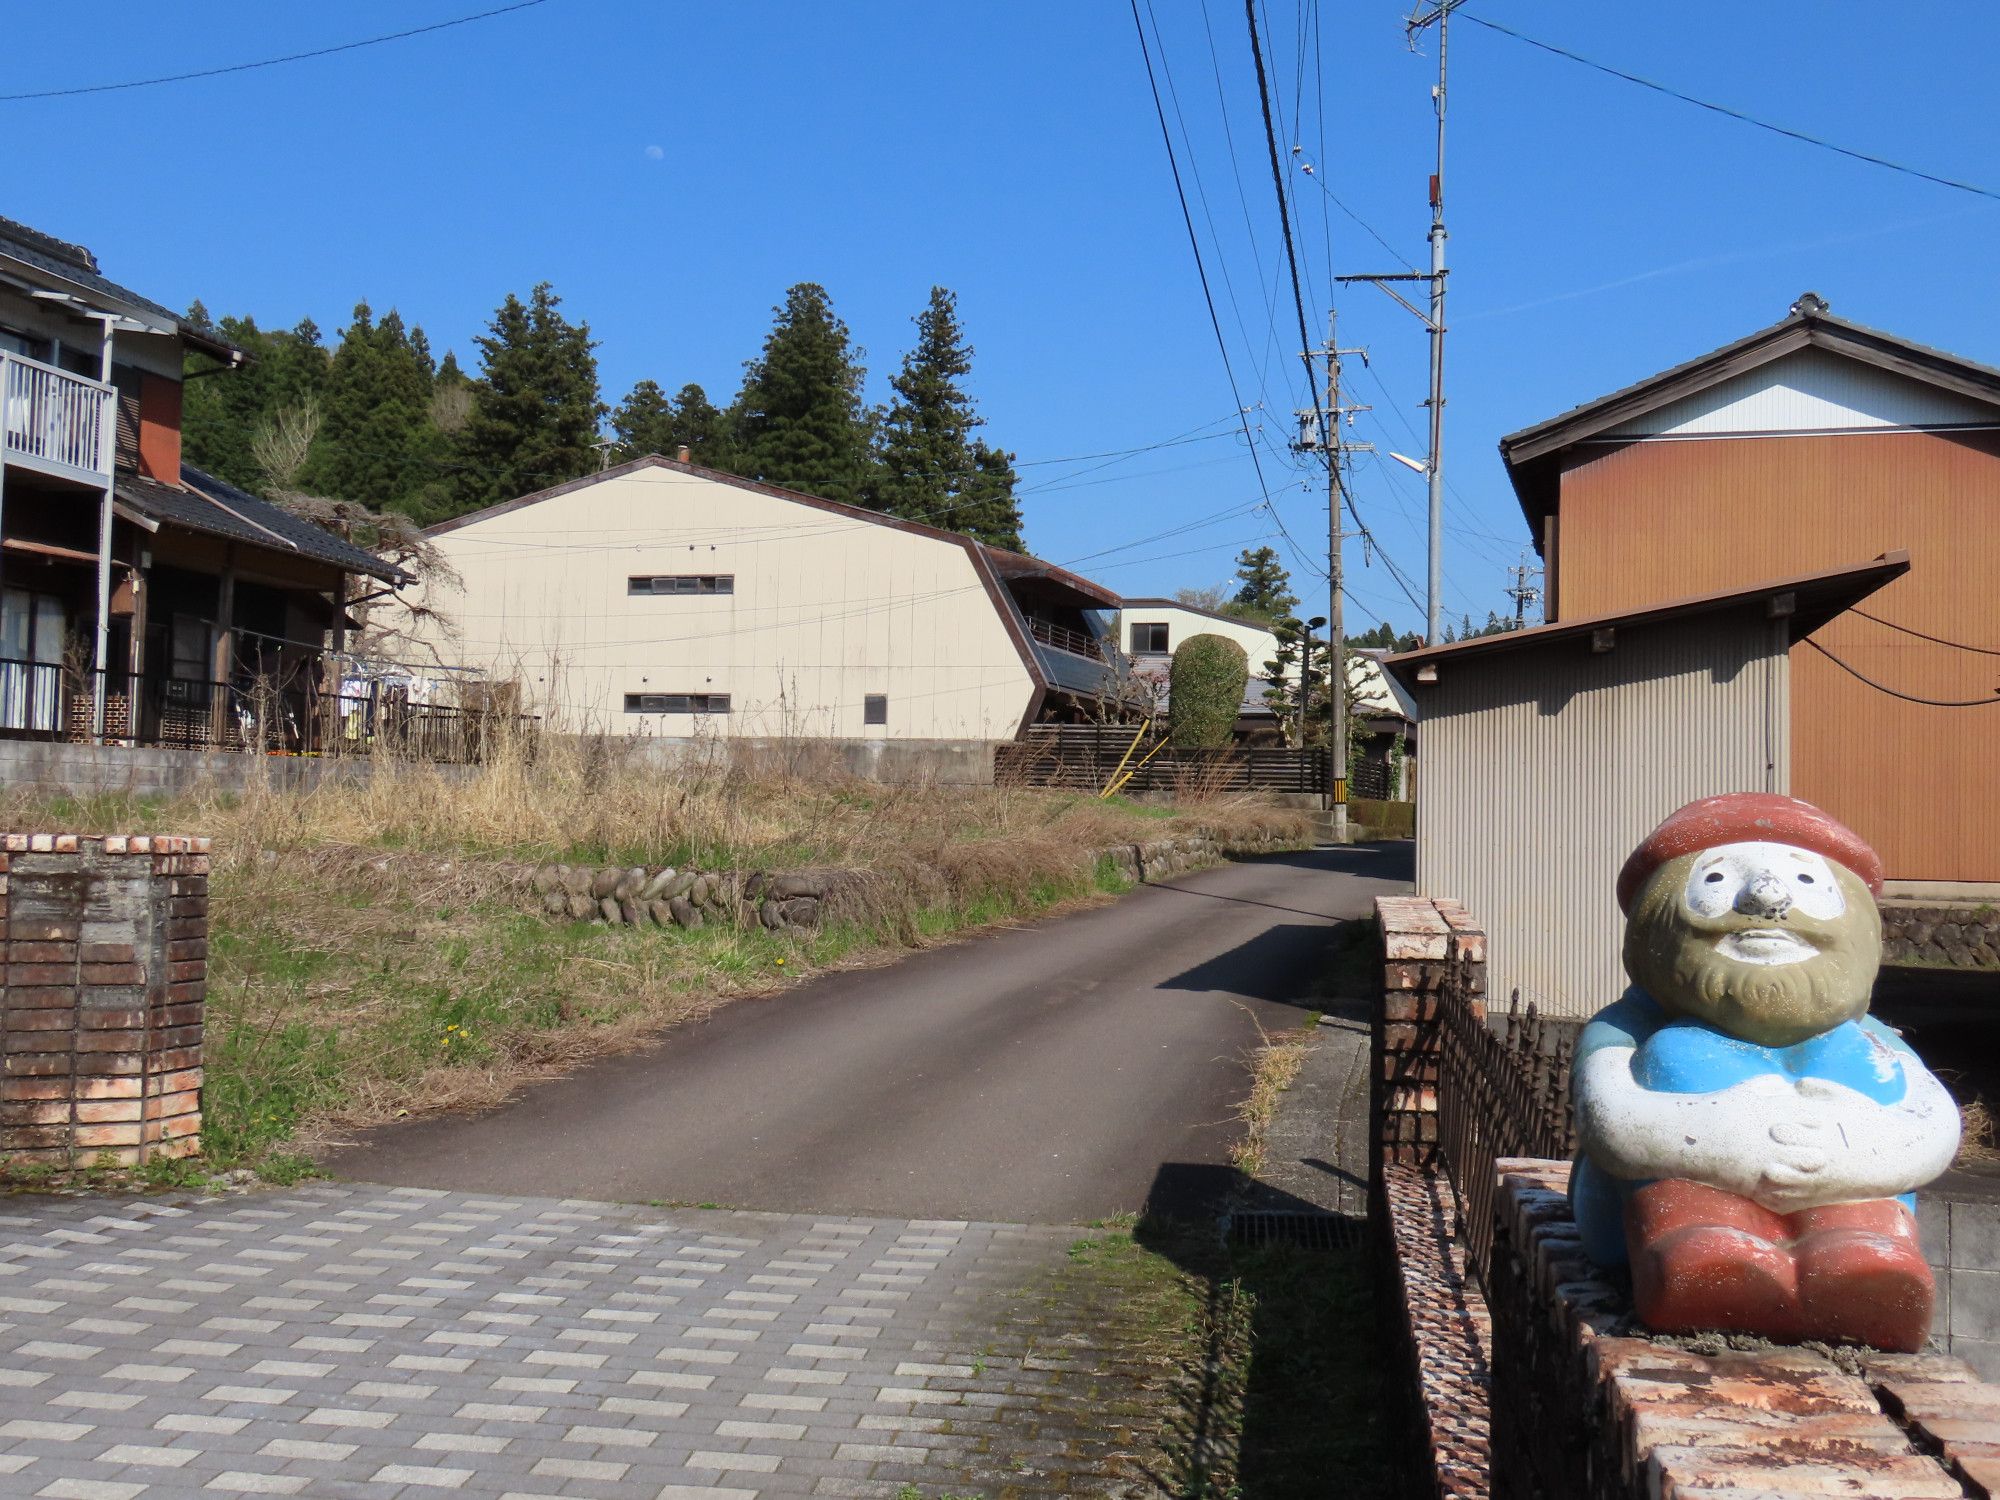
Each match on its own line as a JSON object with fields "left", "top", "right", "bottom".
{"left": 1389, "top": 451, "right": 1430, "bottom": 476}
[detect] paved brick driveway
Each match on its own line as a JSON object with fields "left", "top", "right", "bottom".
{"left": 0, "top": 1185, "right": 1153, "bottom": 1499}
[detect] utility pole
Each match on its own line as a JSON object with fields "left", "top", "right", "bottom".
{"left": 1505, "top": 549, "right": 1543, "bottom": 627}
{"left": 1336, "top": 0, "right": 1463, "bottom": 645}
{"left": 1296, "top": 310, "right": 1371, "bottom": 836}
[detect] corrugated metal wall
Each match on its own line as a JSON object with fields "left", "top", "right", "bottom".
{"left": 1414, "top": 606, "right": 1789, "bottom": 1018}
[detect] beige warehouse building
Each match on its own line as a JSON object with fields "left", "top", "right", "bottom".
{"left": 405, "top": 456, "right": 1124, "bottom": 741}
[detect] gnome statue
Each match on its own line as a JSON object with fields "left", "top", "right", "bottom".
{"left": 1570, "top": 792, "right": 1960, "bottom": 1352}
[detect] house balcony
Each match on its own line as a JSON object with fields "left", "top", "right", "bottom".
{"left": 1, "top": 350, "right": 113, "bottom": 489}
{"left": 1027, "top": 616, "right": 1105, "bottom": 662}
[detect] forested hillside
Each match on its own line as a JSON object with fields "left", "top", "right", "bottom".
{"left": 182, "top": 281, "right": 1024, "bottom": 548}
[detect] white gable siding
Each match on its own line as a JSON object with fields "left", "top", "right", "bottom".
{"left": 1600, "top": 348, "right": 2000, "bottom": 439}
{"left": 1115, "top": 605, "right": 1284, "bottom": 676}
{"left": 405, "top": 467, "right": 1036, "bottom": 740}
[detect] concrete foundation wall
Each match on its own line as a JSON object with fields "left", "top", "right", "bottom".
{"left": 0, "top": 741, "right": 412, "bottom": 798}
{"left": 609, "top": 736, "right": 1000, "bottom": 786}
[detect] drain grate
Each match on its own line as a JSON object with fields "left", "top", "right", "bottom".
{"left": 1226, "top": 1210, "right": 1365, "bottom": 1252}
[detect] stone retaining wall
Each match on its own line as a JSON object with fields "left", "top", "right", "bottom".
{"left": 1490, "top": 1157, "right": 2000, "bottom": 1499}
{"left": 0, "top": 833, "right": 207, "bottom": 1167}
{"left": 1884, "top": 899, "right": 2000, "bottom": 968}
{"left": 519, "top": 829, "right": 1306, "bottom": 937}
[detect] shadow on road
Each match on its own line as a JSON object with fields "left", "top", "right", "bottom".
{"left": 1154, "top": 924, "right": 1342, "bottom": 1007}
{"left": 1126, "top": 1167, "right": 1391, "bottom": 1499}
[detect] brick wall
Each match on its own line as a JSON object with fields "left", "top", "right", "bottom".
{"left": 1490, "top": 1158, "right": 2000, "bottom": 1499}
{"left": 1373, "top": 895, "right": 1485, "bottom": 1165}
{"left": 0, "top": 833, "right": 207, "bottom": 1167}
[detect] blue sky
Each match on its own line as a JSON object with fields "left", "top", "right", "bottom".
{"left": 6, "top": 2, "right": 1998, "bottom": 636}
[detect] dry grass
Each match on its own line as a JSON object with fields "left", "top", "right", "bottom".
{"left": 1960, "top": 1098, "right": 1999, "bottom": 1166}
{"left": 1229, "top": 1014, "right": 1316, "bottom": 1179}
{"left": 0, "top": 736, "right": 1310, "bottom": 1173}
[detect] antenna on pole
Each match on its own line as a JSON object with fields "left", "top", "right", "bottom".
{"left": 1336, "top": 0, "right": 1465, "bottom": 646}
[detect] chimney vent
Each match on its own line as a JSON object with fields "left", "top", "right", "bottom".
{"left": 675, "top": 444, "right": 691, "bottom": 463}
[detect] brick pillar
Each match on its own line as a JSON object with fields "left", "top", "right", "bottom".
{"left": 0, "top": 833, "right": 207, "bottom": 1167}
{"left": 1372, "top": 895, "right": 1485, "bottom": 1166}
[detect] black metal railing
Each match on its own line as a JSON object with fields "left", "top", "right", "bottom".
{"left": 0, "top": 658, "right": 536, "bottom": 766}
{"left": 1434, "top": 969, "right": 1580, "bottom": 1286}
{"left": 1026, "top": 618, "right": 1106, "bottom": 661}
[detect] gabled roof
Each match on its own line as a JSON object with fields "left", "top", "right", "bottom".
{"left": 0, "top": 214, "right": 240, "bottom": 361}
{"left": 1383, "top": 552, "right": 1909, "bottom": 685}
{"left": 1116, "top": 596, "right": 1280, "bottom": 630}
{"left": 118, "top": 466, "right": 409, "bottom": 585}
{"left": 425, "top": 454, "right": 1124, "bottom": 722}
{"left": 1498, "top": 296, "right": 2000, "bottom": 538}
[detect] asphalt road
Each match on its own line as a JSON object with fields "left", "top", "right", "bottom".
{"left": 327, "top": 841, "right": 1413, "bottom": 1223}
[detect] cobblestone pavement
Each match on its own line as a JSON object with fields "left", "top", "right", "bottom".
{"left": 0, "top": 1184, "right": 1161, "bottom": 1499}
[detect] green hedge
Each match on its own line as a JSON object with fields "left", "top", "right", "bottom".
{"left": 1169, "top": 634, "right": 1249, "bottom": 748}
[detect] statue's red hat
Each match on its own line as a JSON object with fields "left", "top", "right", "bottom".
{"left": 1616, "top": 793, "right": 1883, "bottom": 914}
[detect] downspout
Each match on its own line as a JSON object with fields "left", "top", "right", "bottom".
{"left": 92, "top": 316, "right": 115, "bottom": 743}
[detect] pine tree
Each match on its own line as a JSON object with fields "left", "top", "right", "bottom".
{"left": 299, "top": 303, "right": 437, "bottom": 510}
{"left": 608, "top": 380, "right": 734, "bottom": 469}
{"left": 1232, "top": 546, "right": 1298, "bottom": 623}
{"left": 181, "top": 313, "right": 331, "bottom": 489}
{"left": 732, "top": 283, "right": 872, "bottom": 506}
{"left": 610, "top": 379, "right": 676, "bottom": 457}
{"left": 451, "top": 282, "right": 605, "bottom": 513}
{"left": 961, "top": 440, "right": 1023, "bottom": 550}
{"left": 668, "top": 383, "right": 731, "bottom": 470}
{"left": 872, "top": 288, "right": 1022, "bottom": 547}
{"left": 876, "top": 287, "right": 976, "bottom": 522}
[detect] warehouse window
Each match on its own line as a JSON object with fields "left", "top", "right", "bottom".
{"left": 623, "top": 693, "right": 731, "bottom": 714}
{"left": 628, "top": 575, "right": 734, "bottom": 595}
{"left": 863, "top": 694, "right": 888, "bottom": 726}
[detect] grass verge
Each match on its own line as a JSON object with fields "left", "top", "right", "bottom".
{"left": 0, "top": 750, "right": 1308, "bottom": 1175}
{"left": 1055, "top": 1217, "right": 1391, "bottom": 1498}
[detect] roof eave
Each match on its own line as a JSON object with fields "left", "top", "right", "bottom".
{"left": 1383, "top": 550, "right": 1911, "bottom": 685}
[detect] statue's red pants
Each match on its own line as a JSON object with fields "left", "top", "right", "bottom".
{"left": 1624, "top": 1179, "right": 1934, "bottom": 1353}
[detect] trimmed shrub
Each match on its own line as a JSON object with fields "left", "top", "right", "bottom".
{"left": 1169, "top": 633, "right": 1249, "bottom": 748}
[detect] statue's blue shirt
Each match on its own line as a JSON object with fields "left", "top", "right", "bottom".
{"left": 1569, "top": 990, "right": 1916, "bottom": 1265}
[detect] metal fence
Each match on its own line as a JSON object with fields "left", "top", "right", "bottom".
{"left": 1435, "top": 961, "right": 1581, "bottom": 1285}
{"left": 996, "top": 723, "right": 1330, "bottom": 795}
{"left": 0, "top": 659, "right": 535, "bottom": 766}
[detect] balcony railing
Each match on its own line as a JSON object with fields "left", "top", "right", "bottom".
{"left": 1, "top": 351, "right": 113, "bottom": 486}
{"left": 0, "top": 658, "right": 537, "bottom": 765}
{"left": 1027, "top": 617, "right": 1105, "bottom": 661}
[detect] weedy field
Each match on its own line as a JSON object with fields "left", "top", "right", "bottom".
{"left": 1, "top": 735, "right": 1308, "bottom": 1179}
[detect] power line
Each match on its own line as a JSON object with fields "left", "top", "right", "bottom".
{"left": 1802, "top": 638, "right": 2000, "bottom": 708}
{"left": 1293, "top": 152, "right": 1418, "bottom": 273}
{"left": 0, "top": 0, "right": 556, "bottom": 103}
{"left": 1127, "top": 0, "right": 1280, "bottom": 516}
{"left": 1243, "top": 0, "right": 1327, "bottom": 437}
{"left": 1459, "top": 13, "right": 2000, "bottom": 205}
{"left": 1849, "top": 607, "right": 2000, "bottom": 658}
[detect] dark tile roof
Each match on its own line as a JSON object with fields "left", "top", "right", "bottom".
{"left": 0, "top": 214, "right": 181, "bottom": 325}
{"left": 117, "top": 467, "right": 408, "bottom": 584}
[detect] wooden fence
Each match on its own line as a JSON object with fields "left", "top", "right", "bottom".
{"left": 995, "top": 723, "right": 1330, "bottom": 795}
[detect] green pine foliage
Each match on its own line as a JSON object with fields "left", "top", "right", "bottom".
{"left": 609, "top": 379, "right": 735, "bottom": 471}
{"left": 181, "top": 277, "right": 1027, "bottom": 550}
{"left": 299, "top": 304, "right": 436, "bottom": 512}
{"left": 1231, "top": 546, "right": 1298, "bottom": 623}
{"left": 872, "top": 287, "right": 1024, "bottom": 548}
{"left": 451, "top": 282, "right": 606, "bottom": 513}
{"left": 730, "top": 283, "right": 873, "bottom": 507}
{"left": 1169, "top": 634, "right": 1249, "bottom": 749}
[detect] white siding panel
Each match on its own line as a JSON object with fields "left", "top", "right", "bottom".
{"left": 1412, "top": 609, "right": 1789, "bottom": 1018}
{"left": 401, "top": 467, "right": 1036, "bottom": 740}
{"left": 1601, "top": 348, "right": 1998, "bottom": 438}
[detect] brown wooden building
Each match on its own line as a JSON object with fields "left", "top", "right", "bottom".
{"left": 1500, "top": 293, "right": 2000, "bottom": 888}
